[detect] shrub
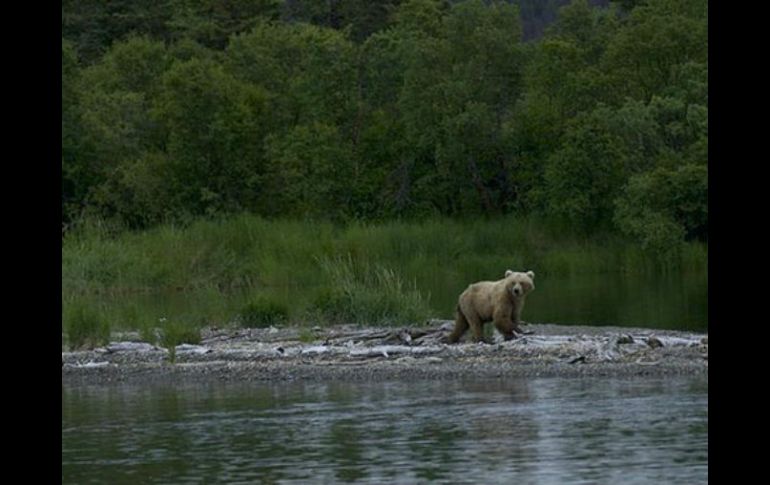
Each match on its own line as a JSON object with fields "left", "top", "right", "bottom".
{"left": 160, "top": 320, "right": 201, "bottom": 363}
{"left": 312, "top": 255, "right": 432, "bottom": 325}
{"left": 298, "top": 327, "right": 317, "bottom": 343}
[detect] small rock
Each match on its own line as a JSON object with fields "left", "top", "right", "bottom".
{"left": 701, "top": 336, "right": 708, "bottom": 345}
{"left": 617, "top": 334, "right": 634, "bottom": 344}
{"left": 646, "top": 336, "right": 664, "bottom": 349}
{"left": 569, "top": 355, "right": 586, "bottom": 364}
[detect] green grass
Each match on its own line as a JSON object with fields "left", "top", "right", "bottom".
{"left": 298, "top": 326, "right": 317, "bottom": 343}
{"left": 238, "top": 298, "right": 289, "bottom": 328}
{"left": 311, "top": 254, "right": 433, "bottom": 325}
{"left": 159, "top": 320, "right": 202, "bottom": 363}
{"left": 64, "top": 298, "right": 110, "bottom": 350}
{"left": 62, "top": 213, "right": 708, "bottom": 334}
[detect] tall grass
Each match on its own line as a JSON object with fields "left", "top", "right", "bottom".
{"left": 64, "top": 298, "right": 110, "bottom": 350}
{"left": 159, "top": 319, "right": 202, "bottom": 363}
{"left": 312, "top": 254, "right": 432, "bottom": 325}
{"left": 62, "top": 213, "right": 707, "bottom": 333}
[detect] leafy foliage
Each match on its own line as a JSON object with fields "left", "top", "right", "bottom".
{"left": 615, "top": 164, "right": 707, "bottom": 252}
{"left": 62, "top": 0, "right": 708, "bottom": 255}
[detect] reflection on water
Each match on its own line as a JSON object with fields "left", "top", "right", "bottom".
{"left": 79, "top": 269, "right": 707, "bottom": 338}
{"left": 62, "top": 377, "right": 708, "bottom": 484}
{"left": 521, "top": 271, "right": 708, "bottom": 331}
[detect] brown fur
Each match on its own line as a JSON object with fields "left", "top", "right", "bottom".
{"left": 447, "top": 270, "right": 535, "bottom": 343}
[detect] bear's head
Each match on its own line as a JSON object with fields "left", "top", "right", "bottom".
{"left": 504, "top": 269, "right": 535, "bottom": 298}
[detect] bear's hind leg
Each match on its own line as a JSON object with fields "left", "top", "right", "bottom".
{"left": 447, "top": 307, "right": 469, "bottom": 343}
{"left": 467, "top": 314, "right": 486, "bottom": 343}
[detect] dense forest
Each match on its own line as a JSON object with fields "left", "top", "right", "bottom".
{"left": 62, "top": 0, "right": 707, "bottom": 254}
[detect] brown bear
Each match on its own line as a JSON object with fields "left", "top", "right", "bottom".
{"left": 447, "top": 270, "right": 535, "bottom": 343}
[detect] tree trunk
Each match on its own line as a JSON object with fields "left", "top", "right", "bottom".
{"left": 467, "top": 157, "right": 495, "bottom": 214}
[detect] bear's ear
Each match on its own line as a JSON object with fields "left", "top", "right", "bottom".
{"left": 526, "top": 270, "right": 535, "bottom": 279}
{"left": 505, "top": 270, "right": 514, "bottom": 278}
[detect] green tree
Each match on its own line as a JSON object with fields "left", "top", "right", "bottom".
{"left": 602, "top": 0, "right": 707, "bottom": 102}
{"left": 78, "top": 36, "right": 171, "bottom": 164}
{"left": 358, "top": 24, "right": 423, "bottom": 217}
{"left": 62, "top": 39, "right": 88, "bottom": 224}
{"left": 62, "top": 0, "right": 174, "bottom": 64}
{"left": 60, "top": 0, "right": 707, "bottom": 235}
{"left": 614, "top": 164, "right": 707, "bottom": 253}
{"left": 523, "top": 0, "right": 618, "bottom": 120}
{"left": 262, "top": 123, "right": 355, "bottom": 219}
{"left": 72, "top": 37, "right": 173, "bottom": 226}
{"left": 542, "top": 106, "right": 626, "bottom": 229}
{"left": 168, "top": 0, "right": 281, "bottom": 49}
{"left": 226, "top": 21, "right": 358, "bottom": 133}
{"left": 510, "top": 1, "right": 620, "bottom": 213}
{"left": 155, "top": 58, "right": 270, "bottom": 217}
{"left": 280, "top": 0, "right": 404, "bottom": 43}
{"left": 390, "top": 0, "right": 447, "bottom": 37}
{"left": 395, "top": 0, "right": 525, "bottom": 216}
{"left": 541, "top": 93, "right": 705, "bottom": 233}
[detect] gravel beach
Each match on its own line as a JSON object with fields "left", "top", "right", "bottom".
{"left": 62, "top": 321, "right": 708, "bottom": 385}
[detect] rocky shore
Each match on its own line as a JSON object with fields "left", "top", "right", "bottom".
{"left": 61, "top": 321, "right": 708, "bottom": 385}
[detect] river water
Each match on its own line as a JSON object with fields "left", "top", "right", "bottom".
{"left": 62, "top": 376, "right": 707, "bottom": 484}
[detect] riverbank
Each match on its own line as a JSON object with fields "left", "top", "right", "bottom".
{"left": 62, "top": 321, "right": 708, "bottom": 385}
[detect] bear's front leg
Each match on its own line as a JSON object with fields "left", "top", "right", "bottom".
{"left": 511, "top": 304, "right": 534, "bottom": 335}
{"left": 493, "top": 309, "right": 517, "bottom": 341}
